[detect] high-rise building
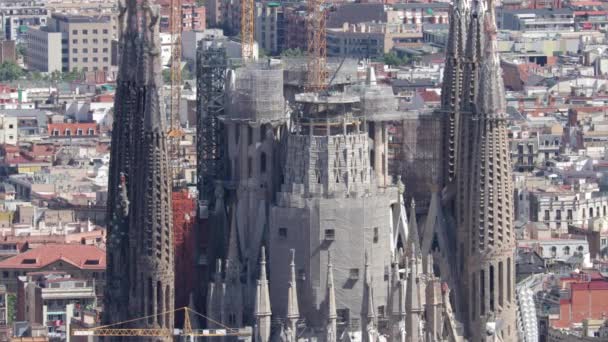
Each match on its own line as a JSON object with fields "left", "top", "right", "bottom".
{"left": 25, "top": 13, "right": 113, "bottom": 73}
{"left": 104, "top": 0, "right": 174, "bottom": 339}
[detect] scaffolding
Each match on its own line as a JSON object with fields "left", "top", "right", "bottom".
{"left": 196, "top": 41, "right": 228, "bottom": 207}
{"left": 227, "top": 63, "right": 285, "bottom": 122}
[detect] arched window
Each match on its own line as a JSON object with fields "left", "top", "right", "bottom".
{"left": 551, "top": 246, "right": 557, "bottom": 257}
{"left": 577, "top": 245, "right": 584, "bottom": 253}
{"left": 65, "top": 129, "right": 71, "bottom": 136}
{"left": 563, "top": 246, "right": 570, "bottom": 255}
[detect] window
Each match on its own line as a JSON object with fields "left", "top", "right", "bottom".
{"left": 349, "top": 268, "right": 359, "bottom": 279}
{"left": 278, "top": 227, "right": 287, "bottom": 239}
{"left": 260, "top": 152, "right": 267, "bottom": 173}
{"left": 72, "top": 48, "right": 78, "bottom": 53}
{"left": 72, "top": 57, "right": 78, "bottom": 62}
{"left": 22, "top": 259, "right": 36, "bottom": 264}
{"left": 88, "top": 128, "right": 94, "bottom": 135}
{"left": 93, "top": 48, "right": 98, "bottom": 53}
{"left": 577, "top": 245, "right": 584, "bottom": 253}
{"left": 103, "top": 29, "right": 109, "bottom": 34}
{"left": 103, "top": 57, "right": 108, "bottom": 62}
{"left": 324, "top": 229, "right": 335, "bottom": 241}
{"left": 103, "top": 39, "right": 108, "bottom": 44}
{"left": 72, "top": 30, "right": 78, "bottom": 35}
{"left": 83, "top": 48, "right": 88, "bottom": 53}
{"left": 83, "top": 39, "right": 88, "bottom": 44}
{"left": 2, "top": 272, "right": 7, "bottom": 278}
{"left": 77, "top": 128, "right": 83, "bottom": 136}
{"left": 53, "top": 129, "right": 59, "bottom": 136}
{"left": 93, "top": 29, "right": 98, "bottom": 34}
{"left": 8, "top": 124, "right": 13, "bottom": 129}
{"left": 72, "top": 39, "right": 77, "bottom": 44}
{"left": 82, "top": 29, "right": 88, "bottom": 34}
{"left": 65, "top": 129, "right": 71, "bottom": 136}
{"left": 83, "top": 57, "right": 88, "bottom": 63}
{"left": 544, "top": 210, "right": 550, "bottom": 222}
{"left": 563, "top": 246, "right": 570, "bottom": 255}
{"left": 103, "top": 48, "right": 108, "bottom": 53}
{"left": 551, "top": 246, "right": 557, "bottom": 257}
{"left": 590, "top": 207, "right": 594, "bottom": 218}
{"left": 248, "top": 126, "right": 253, "bottom": 145}
{"left": 373, "top": 227, "right": 379, "bottom": 243}
{"left": 93, "top": 57, "right": 98, "bottom": 62}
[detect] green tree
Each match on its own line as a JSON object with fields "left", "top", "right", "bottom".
{"left": 16, "top": 43, "right": 27, "bottom": 58}
{"left": 62, "top": 69, "right": 82, "bottom": 82}
{"left": 382, "top": 52, "right": 410, "bottom": 66}
{"left": 0, "top": 61, "right": 23, "bottom": 81}
{"left": 7, "top": 294, "right": 16, "bottom": 324}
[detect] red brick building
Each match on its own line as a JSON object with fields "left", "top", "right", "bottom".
{"left": 551, "top": 271, "right": 608, "bottom": 329}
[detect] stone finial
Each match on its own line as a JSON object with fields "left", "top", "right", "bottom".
{"left": 286, "top": 249, "right": 300, "bottom": 320}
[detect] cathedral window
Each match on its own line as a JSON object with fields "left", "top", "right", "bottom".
{"left": 278, "top": 227, "right": 287, "bottom": 240}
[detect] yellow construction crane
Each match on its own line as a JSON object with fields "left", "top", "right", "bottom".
{"left": 306, "top": 0, "right": 327, "bottom": 91}
{"left": 168, "top": 0, "right": 185, "bottom": 185}
{"left": 71, "top": 307, "right": 251, "bottom": 338}
{"left": 241, "top": 0, "right": 255, "bottom": 61}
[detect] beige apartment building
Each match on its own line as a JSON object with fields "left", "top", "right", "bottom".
{"left": 26, "top": 13, "right": 113, "bottom": 73}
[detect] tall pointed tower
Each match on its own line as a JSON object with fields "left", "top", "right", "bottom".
{"left": 104, "top": 0, "right": 139, "bottom": 327}
{"left": 126, "top": 1, "right": 175, "bottom": 337}
{"left": 441, "top": 0, "right": 470, "bottom": 185}
{"left": 458, "top": 0, "right": 517, "bottom": 339}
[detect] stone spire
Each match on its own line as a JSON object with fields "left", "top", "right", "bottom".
{"left": 326, "top": 252, "right": 337, "bottom": 342}
{"left": 225, "top": 209, "right": 243, "bottom": 327}
{"left": 103, "top": 0, "right": 139, "bottom": 328}
{"left": 458, "top": 0, "right": 517, "bottom": 339}
{"left": 286, "top": 249, "right": 299, "bottom": 342}
{"left": 255, "top": 246, "right": 272, "bottom": 342}
{"left": 207, "top": 259, "right": 225, "bottom": 328}
{"left": 441, "top": 0, "right": 470, "bottom": 184}
{"left": 405, "top": 200, "right": 424, "bottom": 342}
{"left": 126, "top": 1, "right": 175, "bottom": 337}
{"left": 454, "top": 0, "right": 486, "bottom": 322}
{"left": 362, "top": 253, "right": 376, "bottom": 342}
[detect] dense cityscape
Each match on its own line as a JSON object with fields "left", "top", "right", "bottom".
{"left": 0, "top": 0, "right": 605, "bottom": 341}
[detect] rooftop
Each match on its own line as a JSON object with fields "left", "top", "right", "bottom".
{"left": 0, "top": 244, "right": 105, "bottom": 270}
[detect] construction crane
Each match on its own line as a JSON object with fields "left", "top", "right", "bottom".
{"left": 71, "top": 307, "right": 252, "bottom": 338}
{"left": 306, "top": 0, "right": 327, "bottom": 92}
{"left": 167, "top": 0, "right": 185, "bottom": 185}
{"left": 241, "top": 0, "right": 255, "bottom": 61}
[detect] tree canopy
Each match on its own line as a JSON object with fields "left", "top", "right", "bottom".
{"left": 0, "top": 61, "right": 24, "bottom": 81}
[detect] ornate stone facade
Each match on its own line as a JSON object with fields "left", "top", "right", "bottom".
{"left": 105, "top": 0, "right": 174, "bottom": 339}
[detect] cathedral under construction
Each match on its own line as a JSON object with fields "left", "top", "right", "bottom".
{"left": 104, "top": 0, "right": 520, "bottom": 340}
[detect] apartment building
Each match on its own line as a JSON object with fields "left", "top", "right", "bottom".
{"left": 26, "top": 14, "right": 113, "bottom": 73}
{"left": 255, "top": 2, "right": 284, "bottom": 55}
{"left": 0, "top": 0, "right": 48, "bottom": 41}
{"left": 327, "top": 22, "right": 423, "bottom": 59}
{"left": 25, "top": 28, "right": 63, "bottom": 73}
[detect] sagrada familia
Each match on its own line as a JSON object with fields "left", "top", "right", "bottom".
{"left": 103, "top": 0, "right": 519, "bottom": 340}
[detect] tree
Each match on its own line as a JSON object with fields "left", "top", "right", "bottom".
{"left": 16, "top": 43, "right": 26, "bottom": 58}
{"left": 281, "top": 48, "right": 304, "bottom": 58}
{"left": 7, "top": 294, "right": 16, "bottom": 324}
{"left": 382, "top": 52, "right": 412, "bottom": 66}
{"left": 0, "top": 61, "right": 23, "bottom": 81}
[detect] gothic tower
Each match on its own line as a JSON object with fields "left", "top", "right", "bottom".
{"left": 126, "top": 1, "right": 175, "bottom": 338}
{"left": 457, "top": 0, "right": 517, "bottom": 339}
{"left": 104, "top": 0, "right": 139, "bottom": 328}
{"left": 441, "top": 0, "right": 470, "bottom": 185}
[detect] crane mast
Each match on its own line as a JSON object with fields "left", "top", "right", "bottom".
{"left": 306, "top": 0, "right": 327, "bottom": 91}
{"left": 241, "top": 0, "right": 255, "bottom": 61}
{"left": 168, "top": 0, "right": 184, "bottom": 184}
